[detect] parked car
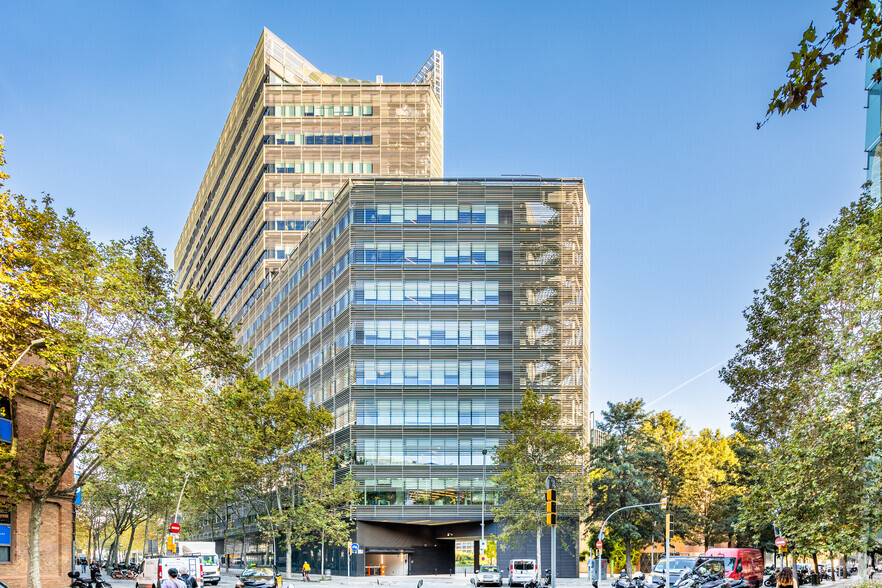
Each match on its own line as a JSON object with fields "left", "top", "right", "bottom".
{"left": 476, "top": 565, "right": 503, "bottom": 587}
{"left": 700, "top": 548, "right": 765, "bottom": 587}
{"left": 648, "top": 557, "right": 699, "bottom": 585}
{"left": 508, "top": 560, "right": 538, "bottom": 588}
{"left": 235, "top": 566, "right": 278, "bottom": 588}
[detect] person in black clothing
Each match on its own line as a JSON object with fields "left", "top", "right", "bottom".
{"left": 90, "top": 559, "right": 101, "bottom": 581}
{"left": 179, "top": 570, "right": 198, "bottom": 588}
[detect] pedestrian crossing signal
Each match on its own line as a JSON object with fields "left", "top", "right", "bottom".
{"left": 545, "top": 489, "right": 557, "bottom": 526}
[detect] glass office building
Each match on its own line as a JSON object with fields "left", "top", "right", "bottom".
{"left": 176, "top": 29, "right": 589, "bottom": 576}
{"left": 174, "top": 29, "right": 443, "bottom": 325}
{"left": 867, "top": 56, "right": 881, "bottom": 197}
{"left": 238, "top": 178, "right": 588, "bottom": 575}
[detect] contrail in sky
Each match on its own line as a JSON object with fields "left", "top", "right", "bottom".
{"left": 644, "top": 359, "right": 728, "bottom": 407}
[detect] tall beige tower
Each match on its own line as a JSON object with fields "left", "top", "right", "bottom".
{"left": 175, "top": 28, "right": 443, "bottom": 328}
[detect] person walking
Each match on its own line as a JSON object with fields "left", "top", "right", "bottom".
{"left": 302, "top": 562, "right": 311, "bottom": 582}
{"left": 161, "top": 568, "right": 187, "bottom": 588}
{"left": 777, "top": 567, "right": 794, "bottom": 588}
{"left": 90, "top": 559, "right": 101, "bottom": 581}
{"left": 179, "top": 570, "right": 198, "bottom": 588}
{"left": 80, "top": 557, "right": 87, "bottom": 575}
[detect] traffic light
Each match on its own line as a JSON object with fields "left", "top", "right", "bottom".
{"left": 660, "top": 496, "right": 668, "bottom": 510}
{"left": 166, "top": 535, "right": 175, "bottom": 552}
{"left": 545, "top": 488, "right": 557, "bottom": 526}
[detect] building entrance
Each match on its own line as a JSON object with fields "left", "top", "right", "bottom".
{"left": 365, "top": 552, "right": 409, "bottom": 576}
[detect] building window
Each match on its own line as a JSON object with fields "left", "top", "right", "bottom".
{"left": 354, "top": 204, "right": 499, "bottom": 225}
{"left": 0, "top": 510, "right": 10, "bottom": 563}
{"left": 265, "top": 105, "right": 375, "bottom": 117}
{"left": 0, "top": 397, "right": 11, "bottom": 444}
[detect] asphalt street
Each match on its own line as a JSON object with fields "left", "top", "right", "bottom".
{"left": 214, "top": 573, "right": 862, "bottom": 588}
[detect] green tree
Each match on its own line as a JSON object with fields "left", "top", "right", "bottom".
{"left": 679, "top": 429, "right": 740, "bottom": 550}
{"left": 492, "top": 389, "right": 587, "bottom": 575}
{"left": 0, "top": 136, "right": 246, "bottom": 588}
{"left": 762, "top": 0, "right": 882, "bottom": 124}
{"left": 589, "top": 399, "right": 666, "bottom": 576}
{"left": 721, "top": 194, "right": 882, "bottom": 577}
{"left": 217, "top": 375, "right": 357, "bottom": 578}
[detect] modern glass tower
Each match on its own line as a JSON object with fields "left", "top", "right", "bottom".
{"left": 239, "top": 178, "right": 588, "bottom": 575}
{"left": 174, "top": 28, "right": 443, "bottom": 326}
{"left": 176, "top": 29, "right": 589, "bottom": 576}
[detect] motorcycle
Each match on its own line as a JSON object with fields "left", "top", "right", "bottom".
{"left": 69, "top": 571, "right": 113, "bottom": 588}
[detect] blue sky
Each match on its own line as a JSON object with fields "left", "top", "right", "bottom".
{"left": 0, "top": 1, "right": 867, "bottom": 432}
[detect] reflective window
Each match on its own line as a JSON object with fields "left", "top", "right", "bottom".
{"left": 266, "top": 189, "right": 336, "bottom": 202}
{"left": 353, "top": 281, "right": 499, "bottom": 305}
{"left": 357, "top": 320, "right": 499, "bottom": 345}
{"left": 267, "top": 161, "right": 373, "bottom": 174}
{"left": 355, "top": 437, "right": 498, "bottom": 466}
{"left": 357, "top": 398, "right": 499, "bottom": 426}
{"left": 266, "top": 133, "right": 373, "bottom": 146}
{"left": 355, "top": 360, "right": 499, "bottom": 386}
{"left": 266, "top": 105, "right": 375, "bottom": 117}
{"left": 354, "top": 241, "right": 498, "bottom": 265}
{"left": 354, "top": 204, "right": 499, "bottom": 225}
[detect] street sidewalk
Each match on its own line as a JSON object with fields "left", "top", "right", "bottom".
{"left": 220, "top": 571, "right": 865, "bottom": 588}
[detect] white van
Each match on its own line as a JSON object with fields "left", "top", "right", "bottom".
{"left": 136, "top": 556, "right": 202, "bottom": 588}
{"left": 177, "top": 542, "right": 221, "bottom": 585}
{"left": 508, "top": 560, "right": 538, "bottom": 587}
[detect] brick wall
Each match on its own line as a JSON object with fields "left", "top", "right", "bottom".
{"left": 0, "top": 392, "right": 75, "bottom": 588}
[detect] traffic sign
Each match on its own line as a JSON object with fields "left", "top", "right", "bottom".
{"left": 598, "top": 531, "right": 605, "bottom": 541}
{"left": 480, "top": 539, "right": 487, "bottom": 549}
{"left": 596, "top": 541, "right": 603, "bottom": 550}
{"left": 351, "top": 542, "right": 359, "bottom": 553}
{"left": 170, "top": 523, "right": 180, "bottom": 534}
{"left": 774, "top": 537, "right": 786, "bottom": 547}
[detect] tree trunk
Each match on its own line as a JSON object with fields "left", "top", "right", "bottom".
{"left": 223, "top": 524, "right": 230, "bottom": 572}
{"left": 286, "top": 484, "right": 294, "bottom": 578}
{"left": 535, "top": 529, "right": 542, "bottom": 582}
{"left": 27, "top": 498, "right": 45, "bottom": 588}
{"left": 625, "top": 537, "right": 632, "bottom": 577}
{"left": 285, "top": 522, "right": 293, "bottom": 579}
{"left": 124, "top": 523, "right": 137, "bottom": 564}
{"left": 811, "top": 553, "right": 818, "bottom": 575}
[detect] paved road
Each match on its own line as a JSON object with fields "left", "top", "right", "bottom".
{"left": 213, "top": 573, "right": 862, "bottom": 588}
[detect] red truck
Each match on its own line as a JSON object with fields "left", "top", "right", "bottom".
{"left": 701, "top": 548, "right": 765, "bottom": 587}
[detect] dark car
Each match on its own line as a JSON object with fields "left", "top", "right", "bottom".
{"left": 236, "top": 567, "right": 278, "bottom": 588}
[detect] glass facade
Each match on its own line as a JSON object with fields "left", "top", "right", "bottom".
{"left": 868, "top": 56, "right": 882, "bottom": 196}
{"left": 174, "top": 28, "right": 443, "bottom": 326}
{"left": 176, "top": 28, "right": 588, "bottom": 541}
{"left": 237, "top": 178, "right": 588, "bottom": 520}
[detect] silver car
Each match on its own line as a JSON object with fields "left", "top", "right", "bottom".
{"left": 477, "top": 565, "right": 503, "bottom": 587}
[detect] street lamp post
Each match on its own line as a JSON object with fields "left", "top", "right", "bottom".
{"left": 481, "top": 448, "right": 488, "bottom": 569}
{"left": 596, "top": 499, "right": 667, "bottom": 587}
{"left": 2, "top": 338, "right": 46, "bottom": 383}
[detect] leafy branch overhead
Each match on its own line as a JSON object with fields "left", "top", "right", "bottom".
{"left": 762, "top": 0, "right": 882, "bottom": 127}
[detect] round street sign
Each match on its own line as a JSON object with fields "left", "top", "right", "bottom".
{"left": 351, "top": 542, "right": 359, "bottom": 553}
{"left": 596, "top": 541, "right": 603, "bottom": 550}
{"left": 774, "top": 537, "right": 786, "bottom": 547}
{"left": 170, "top": 523, "right": 181, "bottom": 534}
{"left": 598, "top": 531, "right": 605, "bottom": 541}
